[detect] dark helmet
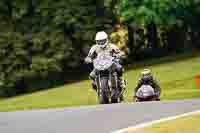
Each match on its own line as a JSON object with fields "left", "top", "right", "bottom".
{"left": 141, "top": 69, "right": 153, "bottom": 84}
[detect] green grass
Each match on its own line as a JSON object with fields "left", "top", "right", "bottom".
{"left": 128, "top": 113, "right": 200, "bottom": 133}
{"left": 0, "top": 52, "right": 200, "bottom": 111}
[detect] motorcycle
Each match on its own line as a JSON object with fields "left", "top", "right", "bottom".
{"left": 92, "top": 53, "right": 125, "bottom": 104}
{"left": 134, "top": 85, "right": 160, "bottom": 102}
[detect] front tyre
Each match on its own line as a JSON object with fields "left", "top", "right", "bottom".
{"left": 119, "top": 95, "right": 124, "bottom": 102}
{"left": 99, "top": 78, "right": 109, "bottom": 104}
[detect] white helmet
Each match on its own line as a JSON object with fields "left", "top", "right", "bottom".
{"left": 95, "top": 31, "right": 108, "bottom": 48}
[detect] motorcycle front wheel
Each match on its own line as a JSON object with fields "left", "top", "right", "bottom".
{"left": 98, "top": 78, "right": 109, "bottom": 104}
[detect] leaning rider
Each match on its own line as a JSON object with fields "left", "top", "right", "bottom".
{"left": 134, "top": 69, "right": 161, "bottom": 100}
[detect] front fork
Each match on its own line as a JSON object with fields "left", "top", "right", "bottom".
{"left": 96, "top": 74, "right": 101, "bottom": 97}
{"left": 96, "top": 74, "right": 110, "bottom": 97}
{"left": 96, "top": 72, "right": 114, "bottom": 98}
{"left": 95, "top": 71, "right": 121, "bottom": 99}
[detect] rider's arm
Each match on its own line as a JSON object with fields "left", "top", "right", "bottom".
{"left": 85, "top": 45, "right": 97, "bottom": 63}
{"left": 152, "top": 78, "right": 161, "bottom": 95}
{"left": 110, "top": 43, "right": 125, "bottom": 59}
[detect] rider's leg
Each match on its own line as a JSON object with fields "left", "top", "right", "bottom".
{"left": 113, "top": 63, "right": 126, "bottom": 101}
{"left": 115, "top": 63, "right": 126, "bottom": 89}
{"left": 154, "top": 89, "right": 161, "bottom": 101}
{"left": 89, "top": 69, "right": 97, "bottom": 91}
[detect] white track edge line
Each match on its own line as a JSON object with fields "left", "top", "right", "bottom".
{"left": 111, "top": 110, "right": 200, "bottom": 133}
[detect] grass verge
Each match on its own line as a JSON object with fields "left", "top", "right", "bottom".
{"left": 0, "top": 51, "right": 200, "bottom": 111}
{"left": 128, "top": 113, "right": 200, "bottom": 133}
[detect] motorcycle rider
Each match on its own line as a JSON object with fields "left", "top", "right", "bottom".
{"left": 84, "top": 31, "right": 126, "bottom": 100}
{"left": 134, "top": 69, "right": 161, "bottom": 100}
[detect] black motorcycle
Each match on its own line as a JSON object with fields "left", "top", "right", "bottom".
{"left": 93, "top": 54, "right": 125, "bottom": 104}
{"left": 134, "top": 85, "right": 160, "bottom": 102}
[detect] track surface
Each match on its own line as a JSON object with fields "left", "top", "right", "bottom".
{"left": 1, "top": 99, "right": 200, "bottom": 133}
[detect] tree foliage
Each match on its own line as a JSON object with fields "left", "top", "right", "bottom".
{"left": 118, "top": 0, "right": 200, "bottom": 26}
{"left": 0, "top": 0, "right": 200, "bottom": 97}
{"left": 117, "top": 0, "right": 200, "bottom": 57}
{"left": 0, "top": 0, "right": 115, "bottom": 96}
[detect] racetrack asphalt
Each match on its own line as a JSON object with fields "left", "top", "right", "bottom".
{"left": 1, "top": 99, "right": 200, "bottom": 133}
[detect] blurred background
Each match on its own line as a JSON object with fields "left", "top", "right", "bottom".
{"left": 0, "top": 0, "right": 200, "bottom": 98}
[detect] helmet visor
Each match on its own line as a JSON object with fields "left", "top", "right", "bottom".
{"left": 96, "top": 39, "right": 107, "bottom": 46}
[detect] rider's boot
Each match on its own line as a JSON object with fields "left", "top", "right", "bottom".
{"left": 120, "top": 94, "right": 124, "bottom": 101}
{"left": 118, "top": 77, "right": 126, "bottom": 101}
{"left": 89, "top": 76, "right": 97, "bottom": 91}
{"left": 119, "top": 77, "right": 126, "bottom": 89}
{"left": 92, "top": 80, "right": 97, "bottom": 91}
{"left": 155, "top": 90, "right": 161, "bottom": 101}
{"left": 89, "top": 70, "right": 97, "bottom": 91}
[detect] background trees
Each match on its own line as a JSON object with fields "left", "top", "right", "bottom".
{"left": 0, "top": 0, "right": 114, "bottom": 96}
{"left": 117, "top": 0, "right": 200, "bottom": 58}
{"left": 0, "top": 0, "right": 199, "bottom": 97}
